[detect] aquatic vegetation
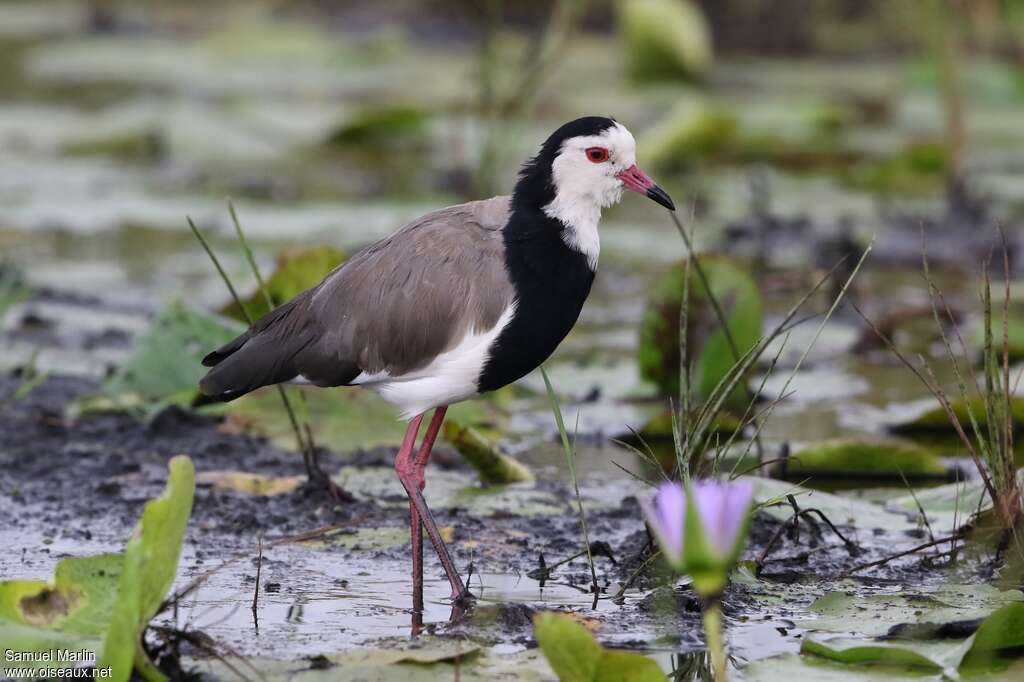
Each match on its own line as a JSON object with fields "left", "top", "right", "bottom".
{"left": 786, "top": 438, "right": 947, "bottom": 480}
{"left": 533, "top": 612, "right": 664, "bottom": 682}
{"left": 642, "top": 479, "right": 753, "bottom": 682}
{"left": 220, "top": 244, "right": 348, "bottom": 323}
{"left": 642, "top": 103, "right": 739, "bottom": 174}
{"left": 638, "top": 254, "right": 762, "bottom": 407}
{"left": 0, "top": 456, "right": 195, "bottom": 681}
{"left": 617, "top": 0, "right": 712, "bottom": 83}
{"left": 99, "top": 300, "right": 242, "bottom": 414}
{"left": 0, "top": 262, "right": 28, "bottom": 321}
{"left": 860, "top": 243, "right": 1024, "bottom": 531}
{"left": 442, "top": 418, "right": 533, "bottom": 484}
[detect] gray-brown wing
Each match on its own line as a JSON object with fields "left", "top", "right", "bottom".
{"left": 199, "top": 196, "right": 513, "bottom": 400}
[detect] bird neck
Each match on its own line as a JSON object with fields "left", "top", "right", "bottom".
{"left": 510, "top": 168, "right": 602, "bottom": 271}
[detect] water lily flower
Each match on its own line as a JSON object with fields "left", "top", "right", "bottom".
{"left": 641, "top": 479, "right": 755, "bottom": 596}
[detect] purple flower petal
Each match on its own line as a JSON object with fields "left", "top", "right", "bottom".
{"left": 692, "top": 480, "right": 754, "bottom": 560}
{"left": 642, "top": 482, "right": 686, "bottom": 564}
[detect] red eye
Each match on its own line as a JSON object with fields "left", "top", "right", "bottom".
{"left": 585, "top": 147, "right": 609, "bottom": 163}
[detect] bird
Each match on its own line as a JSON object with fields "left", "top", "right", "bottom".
{"left": 198, "top": 116, "right": 674, "bottom": 616}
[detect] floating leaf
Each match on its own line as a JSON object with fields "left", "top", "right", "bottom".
{"left": 325, "top": 105, "right": 430, "bottom": 150}
{"left": 890, "top": 396, "right": 1024, "bottom": 436}
{"left": 642, "top": 103, "right": 738, "bottom": 174}
{"left": 102, "top": 301, "right": 243, "bottom": 413}
{"left": 533, "top": 612, "right": 664, "bottom": 682}
{"left": 227, "top": 384, "right": 494, "bottom": 452}
{"left": 801, "top": 638, "right": 943, "bottom": 673}
{"left": 0, "top": 457, "right": 195, "bottom": 681}
{"left": 618, "top": 0, "right": 712, "bottom": 83}
{"left": 787, "top": 438, "right": 946, "bottom": 479}
{"left": 0, "top": 555, "right": 121, "bottom": 672}
{"left": 959, "top": 602, "right": 1024, "bottom": 673}
{"left": 802, "top": 586, "right": 1023, "bottom": 637}
{"left": 100, "top": 455, "right": 195, "bottom": 681}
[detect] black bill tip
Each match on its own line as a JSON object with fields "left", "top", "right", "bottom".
{"left": 646, "top": 185, "right": 675, "bottom": 211}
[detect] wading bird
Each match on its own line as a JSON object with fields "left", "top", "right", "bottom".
{"left": 198, "top": 116, "right": 674, "bottom": 615}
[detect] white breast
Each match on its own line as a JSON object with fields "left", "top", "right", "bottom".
{"left": 351, "top": 304, "right": 517, "bottom": 420}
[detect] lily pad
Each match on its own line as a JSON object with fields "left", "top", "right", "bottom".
{"left": 886, "top": 476, "right": 988, "bottom": 535}
{"left": 0, "top": 554, "right": 121, "bottom": 670}
{"left": 642, "top": 102, "right": 739, "bottom": 174}
{"left": 617, "top": 0, "right": 712, "bottom": 83}
{"left": 220, "top": 245, "right": 347, "bottom": 323}
{"left": 960, "top": 602, "right": 1024, "bottom": 673}
{"left": 801, "top": 638, "right": 944, "bottom": 674}
{"left": 324, "top": 105, "right": 430, "bottom": 151}
{"left": 533, "top": 612, "right": 664, "bottom": 682}
{"left": 889, "top": 396, "right": 1024, "bottom": 436}
{"left": 801, "top": 585, "right": 1023, "bottom": 637}
{"left": 787, "top": 438, "right": 947, "bottom": 479}
{"left": 102, "top": 301, "right": 243, "bottom": 413}
{"left": 792, "top": 601, "right": 1024, "bottom": 678}
{"left": 0, "top": 456, "right": 195, "bottom": 681}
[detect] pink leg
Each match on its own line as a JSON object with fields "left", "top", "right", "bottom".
{"left": 394, "top": 407, "right": 469, "bottom": 606}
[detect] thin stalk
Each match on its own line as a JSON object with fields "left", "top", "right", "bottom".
{"left": 541, "top": 366, "right": 599, "bottom": 600}
{"left": 735, "top": 241, "right": 873, "bottom": 465}
{"left": 702, "top": 600, "right": 727, "bottom": 682}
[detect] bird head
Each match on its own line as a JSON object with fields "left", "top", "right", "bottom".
{"left": 514, "top": 116, "right": 675, "bottom": 216}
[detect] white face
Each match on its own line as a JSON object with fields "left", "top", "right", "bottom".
{"left": 549, "top": 121, "right": 637, "bottom": 210}
{"left": 543, "top": 122, "right": 637, "bottom": 269}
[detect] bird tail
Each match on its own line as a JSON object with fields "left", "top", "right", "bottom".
{"left": 198, "top": 297, "right": 311, "bottom": 402}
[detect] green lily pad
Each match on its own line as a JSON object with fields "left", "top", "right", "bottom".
{"left": 801, "top": 638, "right": 944, "bottom": 674}
{"left": 324, "top": 105, "right": 430, "bottom": 150}
{"left": 0, "top": 554, "right": 121, "bottom": 670}
{"left": 889, "top": 396, "right": 1024, "bottom": 436}
{"left": 617, "top": 0, "right": 712, "bottom": 83}
{"left": 220, "top": 246, "right": 347, "bottom": 323}
{"left": 101, "top": 455, "right": 195, "bottom": 680}
{"left": 743, "top": 652, "right": 944, "bottom": 680}
{"left": 533, "top": 612, "right": 664, "bottom": 682}
{"left": 787, "top": 438, "right": 947, "bottom": 478}
{"left": 971, "top": 312, "right": 1024, "bottom": 364}
{"left": 187, "top": 644, "right": 553, "bottom": 681}
{"left": 791, "top": 601, "right": 1024, "bottom": 678}
{"left": 638, "top": 256, "right": 763, "bottom": 408}
{"left": 960, "top": 602, "right": 1024, "bottom": 673}
{"left": 0, "top": 456, "right": 195, "bottom": 681}
{"left": 802, "top": 585, "right": 1023, "bottom": 637}
{"left": 642, "top": 102, "right": 739, "bottom": 173}
{"left": 335, "top": 463, "right": 617, "bottom": 518}
{"left": 886, "top": 476, "right": 989, "bottom": 535}
{"left": 101, "top": 301, "right": 243, "bottom": 414}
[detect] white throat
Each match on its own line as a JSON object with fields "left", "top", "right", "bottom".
{"left": 543, "top": 194, "right": 604, "bottom": 270}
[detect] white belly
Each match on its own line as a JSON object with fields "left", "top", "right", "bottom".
{"left": 351, "top": 305, "right": 516, "bottom": 420}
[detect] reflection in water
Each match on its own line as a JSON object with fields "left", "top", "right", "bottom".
{"left": 669, "top": 651, "right": 712, "bottom": 681}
